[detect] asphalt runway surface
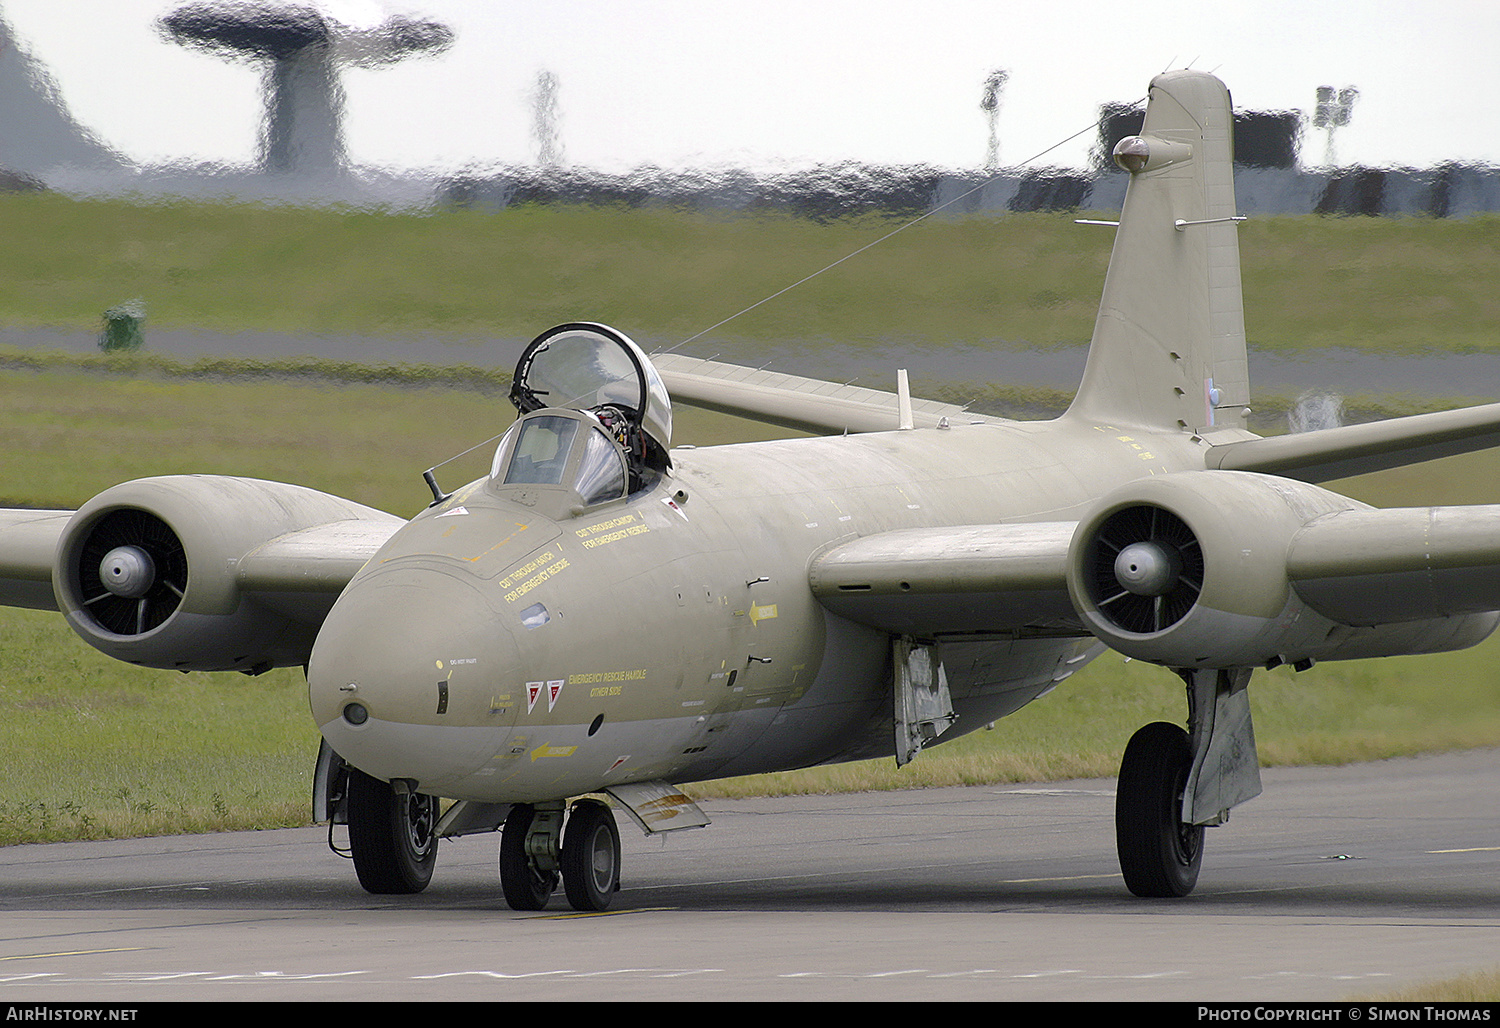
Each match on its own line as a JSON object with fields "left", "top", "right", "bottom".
{"left": 0, "top": 749, "right": 1496, "bottom": 1002}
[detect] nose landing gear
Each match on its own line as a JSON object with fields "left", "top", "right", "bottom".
{"left": 499, "top": 803, "right": 561, "bottom": 910}
{"left": 561, "top": 801, "right": 622, "bottom": 911}
{"left": 499, "top": 799, "right": 621, "bottom": 912}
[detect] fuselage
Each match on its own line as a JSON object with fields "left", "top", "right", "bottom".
{"left": 307, "top": 414, "right": 1211, "bottom": 802}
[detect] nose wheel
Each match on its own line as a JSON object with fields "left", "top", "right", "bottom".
{"left": 499, "top": 800, "right": 621, "bottom": 912}
{"left": 561, "top": 801, "right": 621, "bottom": 911}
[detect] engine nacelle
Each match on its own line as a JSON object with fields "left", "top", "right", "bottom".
{"left": 1066, "top": 471, "right": 1365, "bottom": 668}
{"left": 54, "top": 476, "right": 382, "bottom": 673}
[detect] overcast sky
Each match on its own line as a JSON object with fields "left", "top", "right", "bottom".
{"left": 6, "top": 0, "right": 1499, "bottom": 175}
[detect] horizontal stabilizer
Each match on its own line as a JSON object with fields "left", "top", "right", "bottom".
{"left": 1207, "top": 401, "right": 1500, "bottom": 483}
{"left": 808, "top": 522, "right": 1079, "bottom": 635}
{"left": 653, "top": 353, "right": 977, "bottom": 435}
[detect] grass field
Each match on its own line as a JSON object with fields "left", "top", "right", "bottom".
{"left": 3, "top": 192, "right": 1500, "bottom": 354}
{"left": 1, "top": 194, "right": 1498, "bottom": 844}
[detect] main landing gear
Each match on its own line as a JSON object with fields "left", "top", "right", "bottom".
{"left": 499, "top": 799, "right": 621, "bottom": 912}
{"left": 1116, "top": 721, "right": 1202, "bottom": 897}
{"left": 1114, "top": 667, "right": 1263, "bottom": 898}
{"left": 345, "top": 767, "right": 441, "bottom": 894}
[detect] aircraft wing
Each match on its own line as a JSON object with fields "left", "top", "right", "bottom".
{"left": 1286, "top": 504, "right": 1500, "bottom": 624}
{"left": 0, "top": 509, "right": 73, "bottom": 611}
{"left": 1, "top": 495, "right": 405, "bottom": 606}
{"left": 1, "top": 507, "right": 399, "bottom": 615}
{"left": 234, "top": 518, "right": 404, "bottom": 595}
{"left": 1205, "top": 401, "right": 1500, "bottom": 483}
{"left": 807, "top": 498, "right": 1500, "bottom": 645}
{"left": 808, "top": 522, "right": 1080, "bottom": 635}
{"left": 652, "top": 352, "right": 978, "bottom": 435}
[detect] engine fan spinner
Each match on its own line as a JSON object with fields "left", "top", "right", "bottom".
{"left": 1085, "top": 504, "right": 1203, "bottom": 634}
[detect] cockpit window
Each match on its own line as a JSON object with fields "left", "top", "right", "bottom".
{"left": 503, "top": 416, "right": 577, "bottom": 486}
{"left": 575, "top": 427, "right": 628, "bottom": 505}
{"left": 488, "top": 422, "right": 521, "bottom": 480}
{"left": 492, "top": 411, "right": 629, "bottom": 510}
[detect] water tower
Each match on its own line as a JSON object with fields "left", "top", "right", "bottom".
{"left": 161, "top": 2, "right": 453, "bottom": 176}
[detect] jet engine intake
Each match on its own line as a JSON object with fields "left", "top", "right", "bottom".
{"left": 54, "top": 476, "right": 393, "bottom": 673}
{"left": 1067, "top": 471, "right": 1364, "bottom": 668}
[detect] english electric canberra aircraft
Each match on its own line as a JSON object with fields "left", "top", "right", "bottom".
{"left": 5, "top": 70, "right": 1500, "bottom": 909}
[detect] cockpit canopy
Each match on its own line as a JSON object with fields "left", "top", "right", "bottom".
{"left": 510, "top": 323, "right": 672, "bottom": 460}
{"left": 490, "top": 324, "right": 673, "bottom": 515}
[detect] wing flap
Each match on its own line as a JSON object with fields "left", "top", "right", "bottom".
{"left": 808, "top": 522, "right": 1080, "bottom": 635}
{"left": 653, "top": 353, "right": 977, "bottom": 435}
{"left": 1289, "top": 505, "right": 1500, "bottom": 624}
{"left": 1207, "top": 401, "right": 1500, "bottom": 483}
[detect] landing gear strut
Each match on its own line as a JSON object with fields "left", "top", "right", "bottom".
{"left": 499, "top": 803, "right": 560, "bottom": 910}
{"left": 498, "top": 799, "right": 621, "bottom": 912}
{"left": 346, "top": 768, "right": 439, "bottom": 894}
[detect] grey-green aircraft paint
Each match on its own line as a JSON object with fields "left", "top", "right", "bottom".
{"left": 6, "top": 71, "right": 1500, "bottom": 908}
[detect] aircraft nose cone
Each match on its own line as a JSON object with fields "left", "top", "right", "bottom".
{"left": 308, "top": 564, "right": 521, "bottom": 786}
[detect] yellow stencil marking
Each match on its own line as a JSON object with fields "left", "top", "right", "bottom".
{"left": 749, "top": 603, "right": 779, "bottom": 624}
{"left": 530, "top": 743, "right": 578, "bottom": 762}
{"left": 501, "top": 550, "right": 572, "bottom": 603}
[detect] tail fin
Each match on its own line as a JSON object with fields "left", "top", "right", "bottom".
{"left": 1065, "top": 70, "right": 1249, "bottom": 433}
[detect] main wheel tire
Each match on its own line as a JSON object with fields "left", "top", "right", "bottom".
{"left": 561, "top": 802, "right": 621, "bottom": 912}
{"left": 499, "top": 804, "right": 558, "bottom": 911}
{"left": 1116, "top": 721, "right": 1204, "bottom": 898}
{"left": 346, "top": 768, "right": 439, "bottom": 895}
